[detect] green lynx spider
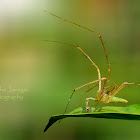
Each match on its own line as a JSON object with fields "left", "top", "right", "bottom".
{"left": 44, "top": 10, "right": 140, "bottom": 113}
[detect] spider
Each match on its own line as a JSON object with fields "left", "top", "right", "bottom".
{"left": 44, "top": 10, "right": 140, "bottom": 113}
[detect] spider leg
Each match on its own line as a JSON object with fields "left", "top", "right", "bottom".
{"left": 85, "top": 97, "right": 97, "bottom": 112}
{"left": 64, "top": 78, "right": 106, "bottom": 114}
{"left": 44, "top": 11, "right": 111, "bottom": 96}
{"left": 102, "top": 84, "right": 118, "bottom": 102}
{"left": 105, "top": 82, "right": 140, "bottom": 103}
{"left": 44, "top": 11, "right": 111, "bottom": 85}
{"left": 43, "top": 41, "right": 102, "bottom": 91}
{"left": 74, "top": 81, "right": 105, "bottom": 110}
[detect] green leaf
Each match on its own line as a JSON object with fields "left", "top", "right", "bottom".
{"left": 44, "top": 104, "right": 140, "bottom": 132}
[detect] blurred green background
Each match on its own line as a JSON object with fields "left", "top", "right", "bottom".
{"left": 0, "top": 0, "right": 140, "bottom": 139}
